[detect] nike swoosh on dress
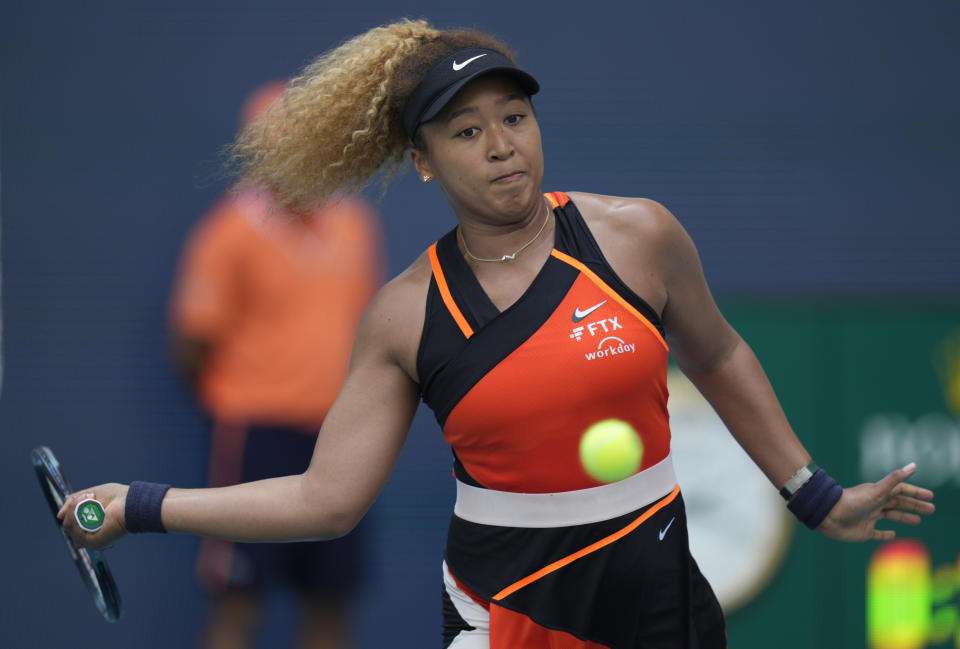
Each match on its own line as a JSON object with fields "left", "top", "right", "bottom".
{"left": 572, "top": 300, "right": 607, "bottom": 322}
{"left": 658, "top": 516, "right": 676, "bottom": 541}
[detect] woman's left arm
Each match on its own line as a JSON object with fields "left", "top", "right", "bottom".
{"left": 647, "top": 200, "right": 934, "bottom": 541}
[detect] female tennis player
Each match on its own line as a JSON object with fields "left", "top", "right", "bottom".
{"left": 60, "top": 19, "right": 935, "bottom": 648}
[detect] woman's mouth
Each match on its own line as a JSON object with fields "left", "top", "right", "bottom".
{"left": 492, "top": 171, "right": 524, "bottom": 184}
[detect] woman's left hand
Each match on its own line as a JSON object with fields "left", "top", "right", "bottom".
{"left": 816, "top": 463, "right": 935, "bottom": 542}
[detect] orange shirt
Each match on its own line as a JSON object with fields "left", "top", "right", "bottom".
{"left": 170, "top": 190, "right": 383, "bottom": 427}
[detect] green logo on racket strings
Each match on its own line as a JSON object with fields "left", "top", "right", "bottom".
{"left": 75, "top": 499, "right": 105, "bottom": 533}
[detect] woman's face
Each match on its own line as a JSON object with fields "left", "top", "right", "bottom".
{"left": 411, "top": 75, "right": 544, "bottom": 225}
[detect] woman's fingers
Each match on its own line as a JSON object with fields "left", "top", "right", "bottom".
{"left": 60, "top": 496, "right": 84, "bottom": 541}
{"left": 875, "top": 462, "right": 917, "bottom": 496}
{"left": 882, "top": 509, "right": 923, "bottom": 526}
{"left": 889, "top": 495, "right": 936, "bottom": 515}
{"left": 58, "top": 490, "right": 92, "bottom": 521}
{"left": 871, "top": 468, "right": 936, "bottom": 530}
{"left": 882, "top": 480, "right": 936, "bottom": 519}
{"left": 873, "top": 465, "right": 935, "bottom": 517}
{"left": 891, "top": 481, "right": 935, "bottom": 502}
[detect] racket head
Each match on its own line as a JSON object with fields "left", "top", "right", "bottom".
{"left": 31, "top": 446, "right": 123, "bottom": 622}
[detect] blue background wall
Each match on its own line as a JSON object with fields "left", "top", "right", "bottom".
{"left": 2, "top": 1, "right": 958, "bottom": 647}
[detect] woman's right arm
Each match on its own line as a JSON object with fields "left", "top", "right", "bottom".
{"left": 59, "top": 268, "right": 428, "bottom": 549}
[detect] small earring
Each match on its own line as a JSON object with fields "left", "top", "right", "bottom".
{"left": 423, "top": 175, "right": 432, "bottom": 183}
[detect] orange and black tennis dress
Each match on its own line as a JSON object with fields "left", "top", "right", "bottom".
{"left": 420, "top": 193, "right": 727, "bottom": 648}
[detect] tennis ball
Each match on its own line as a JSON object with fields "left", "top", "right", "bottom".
{"left": 579, "top": 419, "right": 643, "bottom": 483}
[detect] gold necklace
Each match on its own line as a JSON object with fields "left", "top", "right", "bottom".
{"left": 457, "top": 207, "right": 551, "bottom": 263}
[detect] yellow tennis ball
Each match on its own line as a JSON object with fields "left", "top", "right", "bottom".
{"left": 579, "top": 419, "right": 643, "bottom": 483}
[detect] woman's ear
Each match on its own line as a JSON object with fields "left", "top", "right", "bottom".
{"left": 410, "top": 147, "right": 435, "bottom": 184}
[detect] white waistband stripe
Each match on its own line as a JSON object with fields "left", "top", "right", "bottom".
{"left": 453, "top": 452, "right": 678, "bottom": 528}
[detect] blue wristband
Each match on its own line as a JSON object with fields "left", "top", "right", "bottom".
{"left": 125, "top": 481, "right": 171, "bottom": 533}
{"left": 786, "top": 469, "right": 842, "bottom": 529}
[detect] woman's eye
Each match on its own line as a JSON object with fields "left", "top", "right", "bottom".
{"left": 505, "top": 114, "right": 524, "bottom": 125}
{"left": 457, "top": 127, "right": 478, "bottom": 138}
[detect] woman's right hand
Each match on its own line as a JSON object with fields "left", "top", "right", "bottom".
{"left": 58, "top": 483, "right": 130, "bottom": 550}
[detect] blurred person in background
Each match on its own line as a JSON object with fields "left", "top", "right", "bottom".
{"left": 168, "top": 81, "right": 385, "bottom": 649}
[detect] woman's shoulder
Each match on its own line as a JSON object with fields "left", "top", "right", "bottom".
{"left": 364, "top": 250, "right": 431, "bottom": 329}
{"left": 565, "top": 191, "right": 680, "bottom": 242}
{"left": 560, "top": 192, "right": 691, "bottom": 317}
{"left": 356, "top": 249, "right": 433, "bottom": 379}
{"left": 386, "top": 248, "right": 432, "bottom": 298}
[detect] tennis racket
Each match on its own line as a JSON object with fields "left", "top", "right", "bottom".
{"left": 32, "top": 446, "right": 123, "bottom": 622}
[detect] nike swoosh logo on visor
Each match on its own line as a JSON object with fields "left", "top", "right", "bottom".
{"left": 572, "top": 300, "right": 606, "bottom": 322}
{"left": 452, "top": 54, "right": 488, "bottom": 71}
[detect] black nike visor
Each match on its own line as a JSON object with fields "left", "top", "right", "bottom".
{"left": 402, "top": 47, "right": 540, "bottom": 141}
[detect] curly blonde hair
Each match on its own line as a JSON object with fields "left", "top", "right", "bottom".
{"left": 227, "top": 19, "right": 516, "bottom": 210}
